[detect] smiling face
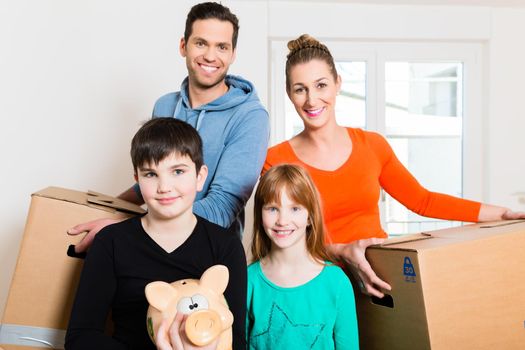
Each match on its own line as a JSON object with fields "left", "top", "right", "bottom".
{"left": 180, "top": 18, "right": 236, "bottom": 92}
{"left": 287, "top": 59, "right": 341, "bottom": 131}
{"left": 136, "top": 152, "right": 207, "bottom": 222}
{"left": 262, "top": 187, "right": 310, "bottom": 252}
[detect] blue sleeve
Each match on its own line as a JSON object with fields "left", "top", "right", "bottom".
{"left": 334, "top": 272, "right": 360, "bottom": 350}
{"left": 192, "top": 107, "right": 270, "bottom": 228}
{"left": 65, "top": 234, "right": 127, "bottom": 350}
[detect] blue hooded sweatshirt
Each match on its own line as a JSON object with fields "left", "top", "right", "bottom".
{"left": 147, "top": 75, "right": 269, "bottom": 234}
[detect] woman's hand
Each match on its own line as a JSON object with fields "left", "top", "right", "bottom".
{"left": 478, "top": 204, "right": 525, "bottom": 222}
{"left": 156, "top": 314, "right": 219, "bottom": 350}
{"left": 501, "top": 209, "right": 525, "bottom": 220}
{"left": 329, "top": 238, "right": 392, "bottom": 298}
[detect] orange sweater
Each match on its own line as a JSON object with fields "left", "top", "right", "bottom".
{"left": 263, "top": 128, "right": 481, "bottom": 244}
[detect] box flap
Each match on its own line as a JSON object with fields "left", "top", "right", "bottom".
{"left": 427, "top": 220, "right": 525, "bottom": 241}
{"left": 33, "top": 186, "right": 145, "bottom": 215}
{"left": 380, "top": 233, "right": 433, "bottom": 246}
{"left": 370, "top": 220, "right": 525, "bottom": 253}
{"left": 86, "top": 190, "right": 145, "bottom": 215}
{"left": 478, "top": 219, "right": 525, "bottom": 229}
{"left": 367, "top": 233, "right": 433, "bottom": 252}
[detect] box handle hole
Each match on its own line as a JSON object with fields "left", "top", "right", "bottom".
{"left": 371, "top": 294, "right": 394, "bottom": 308}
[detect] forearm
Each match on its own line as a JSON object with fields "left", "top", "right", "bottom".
{"left": 372, "top": 132, "right": 479, "bottom": 222}
{"left": 327, "top": 243, "right": 345, "bottom": 257}
{"left": 381, "top": 156, "right": 481, "bottom": 222}
{"left": 195, "top": 115, "right": 269, "bottom": 228}
{"left": 327, "top": 242, "right": 361, "bottom": 263}
{"left": 477, "top": 203, "right": 509, "bottom": 222}
{"left": 193, "top": 192, "right": 243, "bottom": 228}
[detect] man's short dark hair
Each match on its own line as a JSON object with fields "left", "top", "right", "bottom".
{"left": 131, "top": 118, "right": 204, "bottom": 172}
{"left": 184, "top": 2, "right": 240, "bottom": 49}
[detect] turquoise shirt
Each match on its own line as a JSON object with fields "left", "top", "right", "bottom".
{"left": 247, "top": 261, "right": 359, "bottom": 349}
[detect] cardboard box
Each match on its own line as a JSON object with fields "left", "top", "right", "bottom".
{"left": 1, "top": 346, "right": 45, "bottom": 350}
{"left": 355, "top": 220, "right": 525, "bottom": 350}
{"left": 0, "top": 187, "right": 145, "bottom": 349}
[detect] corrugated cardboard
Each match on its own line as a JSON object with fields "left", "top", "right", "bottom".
{"left": 355, "top": 220, "right": 525, "bottom": 350}
{"left": 0, "top": 187, "right": 145, "bottom": 349}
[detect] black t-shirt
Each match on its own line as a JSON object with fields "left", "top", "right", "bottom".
{"left": 65, "top": 215, "right": 247, "bottom": 350}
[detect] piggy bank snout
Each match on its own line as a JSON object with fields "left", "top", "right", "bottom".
{"left": 185, "top": 309, "right": 223, "bottom": 346}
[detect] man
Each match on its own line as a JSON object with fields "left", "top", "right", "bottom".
{"left": 68, "top": 2, "right": 269, "bottom": 254}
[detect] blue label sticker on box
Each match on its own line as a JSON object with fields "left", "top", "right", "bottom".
{"left": 403, "top": 256, "right": 416, "bottom": 283}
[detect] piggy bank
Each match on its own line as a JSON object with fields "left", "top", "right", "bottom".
{"left": 145, "top": 265, "right": 233, "bottom": 350}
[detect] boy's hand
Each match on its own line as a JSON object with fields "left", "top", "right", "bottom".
{"left": 67, "top": 218, "right": 121, "bottom": 253}
{"left": 329, "top": 238, "right": 392, "bottom": 298}
{"left": 156, "top": 314, "right": 219, "bottom": 350}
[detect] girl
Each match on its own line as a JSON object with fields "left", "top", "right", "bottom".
{"left": 246, "top": 164, "right": 359, "bottom": 349}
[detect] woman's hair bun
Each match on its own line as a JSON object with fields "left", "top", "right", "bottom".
{"left": 287, "top": 34, "right": 330, "bottom": 59}
{"left": 288, "top": 34, "right": 320, "bottom": 51}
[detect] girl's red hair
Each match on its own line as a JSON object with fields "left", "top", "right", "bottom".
{"left": 251, "top": 164, "right": 332, "bottom": 263}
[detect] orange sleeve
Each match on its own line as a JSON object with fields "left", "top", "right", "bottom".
{"left": 368, "top": 132, "right": 481, "bottom": 222}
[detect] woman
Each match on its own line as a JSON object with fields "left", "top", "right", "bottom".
{"left": 264, "top": 34, "right": 525, "bottom": 298}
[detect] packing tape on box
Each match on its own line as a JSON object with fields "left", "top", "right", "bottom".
{"left": 0, "top": 324, "right": 65, "bottom": 349}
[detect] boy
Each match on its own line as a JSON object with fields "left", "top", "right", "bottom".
{"left": 65, "top": 118, "right": 247, "bottom": 350}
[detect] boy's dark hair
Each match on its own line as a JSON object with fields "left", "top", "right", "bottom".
{"left": 131, "top": 118, "right": 204, "bottom": 172}
{"left": 184, "top": 2, "right": 240, "bottom": 49}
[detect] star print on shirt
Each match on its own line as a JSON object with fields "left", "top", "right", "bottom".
{"left": 250, "top": 303, "right": 326, "bottom": 349}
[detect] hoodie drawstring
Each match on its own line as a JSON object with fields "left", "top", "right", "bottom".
{"left": 173, "top": 98, "right": 183, "bottom": 120}
{"left": 172, "top": 97, "right": 205, "bottom": 131}
{"left": 195, "top": 110, "right": 205, "bottom": 131}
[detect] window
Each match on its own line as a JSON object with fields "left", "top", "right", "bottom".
{"left": 385, "top": 62, "right": 464, "bottom": 234}
{"left": 270, "top": 40, "right": 483, "bottom": 235}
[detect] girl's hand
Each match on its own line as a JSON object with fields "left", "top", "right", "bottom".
{"left": 330, "top": 238, "right": 392, "bottom": 298}
{"left": 156, "top": 314, "right": 219, "bottom": 350}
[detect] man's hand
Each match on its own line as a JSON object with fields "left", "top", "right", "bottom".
{"left": 67, "top": 218, "right": 122, "bottom": 253}
{"left": 330, "top": 238, "right": 392, "bottom": 298}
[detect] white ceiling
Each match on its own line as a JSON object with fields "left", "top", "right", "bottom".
{"left": 269, "top": 0, "right": 525, "bottom": 7}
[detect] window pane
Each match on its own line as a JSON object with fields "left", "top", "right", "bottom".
{"left": 336, "top": 62, "right": 367, "bottom": 129}
{"left": 384, "top": 62, "right": 463, "bottom": 235}
{"left": 284, "top": 61, "right": 366, "bottom": 138}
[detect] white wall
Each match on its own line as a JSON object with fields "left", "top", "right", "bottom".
{"left": 486, "top": 8, "right": 525, "bottom": 207}
{"left": 0, "top": 0, "right": 267, "bottom": 318}
{"left": 1, "top": 0, "right": 524, "bottom": 317}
